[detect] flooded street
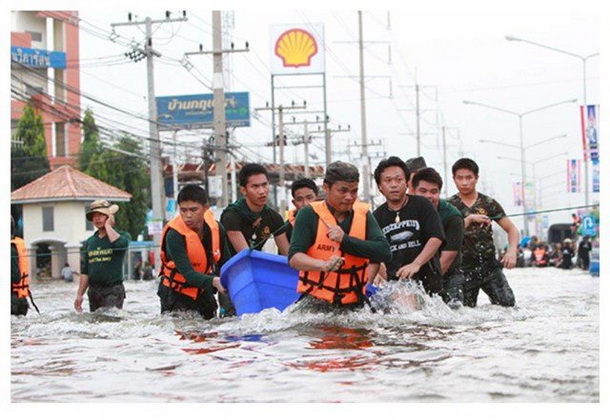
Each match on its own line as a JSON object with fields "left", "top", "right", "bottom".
{"left": 11, "top": 267, "right": 599, "bottom": 403}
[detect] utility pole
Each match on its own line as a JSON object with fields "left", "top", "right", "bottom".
{"left": 256, "top": 101, "right": 306, "bottom": 213}
{"left": 309, "top": 123, "right": 351, "bottom": 165}
{"left": 185, "top": 11, "right": 248, "bottom": 208}
{"left": 287, "top": 117, "right": 351, "bottom": 178}
{"left": 415, "top": 84, "right": 420, "bottom": 155}
{"left": 399, "top": 84, "right": 438, "bottom": 157}
{"left": 111, "top": 11, "right": 187, "bottom": 271}
{"left": 358, "top": 10, "right": 370, "bottom": 204}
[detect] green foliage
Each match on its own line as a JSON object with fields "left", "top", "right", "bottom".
{"left": 86, "top": 131, "right": 151, "bottom": 239}
{"left": 79, "top": 108, "right": 103, "bottom": 172}
{"left": 11, "top": 104, "right": 50, "bottom": 191}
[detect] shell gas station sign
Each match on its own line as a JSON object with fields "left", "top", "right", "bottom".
{"left": 270, "top": 23, "right": 325, "bottom": 75}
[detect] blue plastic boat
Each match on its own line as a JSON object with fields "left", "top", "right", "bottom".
{"left": 220, "top": 249, "right": 300, "bottom": 316}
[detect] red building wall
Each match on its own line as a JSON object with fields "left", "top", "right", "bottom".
{"left": 11, "top": 11, "right": 81, "bottom": 169}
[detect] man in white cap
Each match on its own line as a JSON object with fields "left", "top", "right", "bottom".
{"left": 74, "top": 200, "right": 131, "bottom": 313}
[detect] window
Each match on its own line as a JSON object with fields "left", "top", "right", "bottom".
{"left": 55, "top": 122, "right": 66, "bottom": 157}
{"left": 42, "top": 207, "right": 54, "bottom": 232}
{"left": 26, "top": 31, "right": 43, "bottom": 42}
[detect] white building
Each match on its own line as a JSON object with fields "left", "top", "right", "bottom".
{"left": 11, "top": 165, "right": 131, "bottom": 281}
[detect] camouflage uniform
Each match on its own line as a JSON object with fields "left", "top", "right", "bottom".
{"left": 448, "top": 193, "right": 515, "bottom": 307}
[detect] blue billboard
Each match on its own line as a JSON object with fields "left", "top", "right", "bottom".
{"left": 156, "top": 92, "right": 250, "bottom": 131}
{"left": 11, "top": 46, "right": 67, "bottom": 69}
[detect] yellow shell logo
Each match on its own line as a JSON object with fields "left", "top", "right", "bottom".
{"left": 275, "top": 28, "right": 318, "bottom": 68}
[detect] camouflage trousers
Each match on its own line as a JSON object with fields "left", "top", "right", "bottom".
{"left": 462, "top": 262, "right": 515, "bottom": 307}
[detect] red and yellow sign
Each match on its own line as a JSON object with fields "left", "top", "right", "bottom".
{"left": 275, "top": 28, "right": 318, "bottom": 68}
{"left": 270, "top": 23, "right": 325, "bottom": 75}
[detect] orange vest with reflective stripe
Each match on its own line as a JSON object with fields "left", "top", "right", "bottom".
{"left": 160, "top": 210, "right": 221, "bottom": 300}
{"left": 297, "top": 201, "right": 370, "bottom": 305}
{"left": 11, "top": 237, "right": 30, "bottom": 299}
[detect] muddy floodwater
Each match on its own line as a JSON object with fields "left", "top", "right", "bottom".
{"left": 11, "top": 267, "right": 599, "bottom": 403}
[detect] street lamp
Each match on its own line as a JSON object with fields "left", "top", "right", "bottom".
{"left": 505, "top": 35, "right": 599, "bottom": 207}
{"left": 464, "top": 98, "right": 576, "bottom": 236}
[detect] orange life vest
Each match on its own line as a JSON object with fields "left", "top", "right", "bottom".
{"left": 533, "top": 248, "right": 547, "bottom": 263}
{"left": 287, "top": 209, "right": 297, "bottom": 227}
{"left": 160, "top": 210, "right": 221, "bottom": 300}
{"left": 297, "top": 201, "right": 370, "bottom": 305}
{"left": 11, "top": 237, "right": 30, "bottom": 299}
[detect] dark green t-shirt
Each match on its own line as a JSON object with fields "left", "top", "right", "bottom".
{"left": 448, "top": 192, "right": 506, "bottom": 268}
{"left": 437, "top": 199, "right": 464, "bottom": 277}
{"left": 288, "top": 203, "right": 392, "bottom": 264}
{"left": 163, "top": 222, "right": 231, "bottom": 294}
{"left": 221, "top": 198, "right": 287, "bottom": 255}
{"left": 82, "top": 230, "right": 131, "bottom": 287}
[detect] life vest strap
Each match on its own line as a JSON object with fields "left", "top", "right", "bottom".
{"left": 298, "top": 262, "right": 369, "bottom": 301}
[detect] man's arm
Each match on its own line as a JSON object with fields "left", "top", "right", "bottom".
{"left": 396, "top": 237, "right": 443, "bottom": 279}
{"left": 440, "top": 250, "right": 458, "bottom": 275}
{"left": 440, "top": 215, "right": 464, "bottom": 275}
{"left": 74, "top": 274, "right": 89, "bottom": 313}
{"left": 105, "top": 215, "right": 120, "bottom": 243}
{"left": 289, "top": 252, "right": 343, "bottom": 272}
{"left": 274, "top": 232, "right": 290, "bottom": 256}
{"left": 496, "top": 217, "right": 519, "bottom": 269}
{"left": 226, "top": 230, "right": 250, "bottom": 253}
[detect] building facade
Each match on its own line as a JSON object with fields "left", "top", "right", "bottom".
{"left": 11, "top": 11, "right": 81, "bottom": 168}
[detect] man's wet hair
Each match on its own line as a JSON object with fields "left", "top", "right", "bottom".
{"left": 374, "top": 156, "right": 410, "bottom": 186}
{"left": 412, "top": 167, "right": 443, "bottom": 190}
{"left": 291, "top": 177, "right": 318, "bottom": 197}
{"left": 238, "top": 163, "right": 268, "bottom": 187}
{"left": 324, "top": 161, "right": 359, "bottom": 186}
{"left": 452, "top": 157, "right": 479, "bottom": 177}
{"left": 177, "top": 184, "right": 209, "bottom": 205}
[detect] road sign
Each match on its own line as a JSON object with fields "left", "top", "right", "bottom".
{"left": 581, "top": 215, "right": 596, "bottom": 237}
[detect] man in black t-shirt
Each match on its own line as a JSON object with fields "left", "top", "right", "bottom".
{"left": 372, "top": 156, "right": 445, "bottom": 296}
{"left": 221, "top": 163, "right": 289, "bottom": 256}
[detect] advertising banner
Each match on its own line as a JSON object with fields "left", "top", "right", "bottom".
{"left": 592, "top": 160, "right": 600, "bottom": 193}
{"left": 581, "top": 105, "right": 600, "bottom": 162}
{"left": 513, "top": 181, "right": 523, "bottom": 206}
{"left": 156, "top": 92, "right": 250, "bottom": 131}
{"left": 567, "top": 159, "right": 580, "bottom": 193}
{"left": 270, "top": 23, "right": 325, "bottom": 75}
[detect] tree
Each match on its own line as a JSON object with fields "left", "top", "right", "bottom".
{"left": 86, "top": 134, "right": 151, "bottom": 239}
{"left": 11, "top": 104, "right": 50, "bottom": 191}
{"left": 79, "top": 108, "right": 103, "bottom": 172}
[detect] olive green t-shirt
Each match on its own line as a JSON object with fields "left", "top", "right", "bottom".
{"left": 288, "top": 203, "right": 392, "bottom": 264}
{"left": 82, "top": 230, "right": 131, "bottom": 287}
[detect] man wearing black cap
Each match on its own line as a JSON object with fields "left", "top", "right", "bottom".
{"left": 405, "top": 156, "right": 427, "bottom": 193}
{"left": 74, "top": 200, "right": 131, "bottom": 313}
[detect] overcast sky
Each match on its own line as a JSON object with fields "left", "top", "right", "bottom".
{"left": 6, "top": 0, "right": 607, "bottom": 234}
